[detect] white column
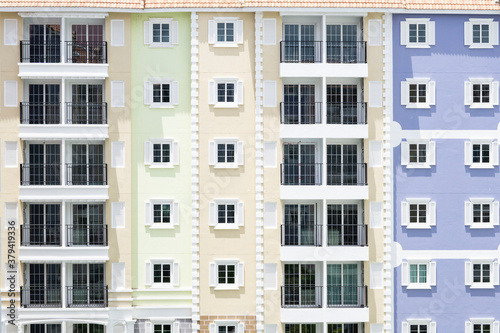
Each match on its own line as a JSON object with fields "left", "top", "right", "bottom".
{"left": 322, "top": 259, "right": 327, "bottom": 310}
{"left": 61, "top": 17, "right": 66, "bottom": 63}
{"left": 61, "top": 139, "right": 66, "bottom": 186}
{"left": 61, "top": 263, "right": 67, "bottom": 308}
{"left": 322, "top": 76, "right": 327, "bottom": 124}
{"left": 61, "top": 201, "right": 66, "bottom": 247}
{"left": 61, "top": 78, "right": 66, "bottom": 124}
{"left": 322, "top": 138, "right": 327, "bottom": 186}
{"left": 61, "top": 321, "right": 67, "bottom": 333}
{"left": 322, "top": 15, "right": 327, "bottom": 64}
{"left": 322, "top": 199, "right": 327, "bottom": 249}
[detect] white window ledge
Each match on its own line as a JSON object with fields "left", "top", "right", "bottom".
{"left": 214, "top": 285, "right": 240, "bottom": 291}
{"left": 407, "top": 284, "right": 432, "bottom": 290}
{"left": 406, "top": 224, "right": 432, "bottom": 230}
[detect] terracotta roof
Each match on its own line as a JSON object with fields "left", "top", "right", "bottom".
{"left": 0, "top": 0, "right": 144, "bottom": 8}
{"left": 244, "top": 0, "right": 402, "bottom": 8}
{"left": 405, "top": 0, "right": 500, "bottom": 10}
{"left": 145, "top": 0, "right": 242, "bottom": 8}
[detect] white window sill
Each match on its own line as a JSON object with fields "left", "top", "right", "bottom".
{"left": 406, "top": 164, "right": 431, "bottom": 169}
{"left": 214, "top": 164, "right": 240, "bottom": 169}
{"left": 406, "top": 284, "right": 432, "bottom": 290}
{"left": 406, "top": 224, "right": 432, "bottom": 229}
{"left": 149, "top": 43, "right": 174, "bottom": 48}
{"left": 213, "top": 104, "right": 239, "bottom": 109}
{"left": 214, "top": 285, "right": 240, "bottom": 290}
{"left": 149, "top": 283, "right": 175, "bottom": 289}
{"left": 469, "top": 223, "right": 495, "bottom": 229}
{"left": 214, "top": 224, "right": 240, "bottom": 230}
{"left": 149, "top": 164, "right": 176, "bottom": 169}
{"left": 469, "top": 164, "right": 495, "bottom": 169}
{"left": 149, "top": 224, "right": 175, "bottom": 229}
{"left": 150, "top": 104, "right": 174, "bottom": 109}
{"left": 406, "top": 44, "right": 431, "bottom": 49}
{"left": 470, "top": 284, "right": 495, "bottom": 289}
{"left": 470, "top": 104, "right": 494, "bottom": 109}
{"left": 406, "top": 104, "right": 431, "bottom": 109}
{"left": 469, "top": 44, "right": 494, "bottom": 49}
{"left": 213, "top": 43, "right": 239, "bottom": 48}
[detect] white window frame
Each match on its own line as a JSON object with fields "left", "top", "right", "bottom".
{"left": 401, "top": 78, "right": 435, "bottom": 109}
{"left": 144, "top": 139, "right": 179, "bottom": 168}
{"left": 402, "top": 320, "right": 436, "bottom": 333}
{"left": 465, "top": 140, "right": 499, "bottom": 169}
{"left": 151, "top": 323, "right": 173, "bottom": 333}
{"left": 400, "top": 18, "right": 435, "bottom": 48}
{"left": 144, "top": 199, "right": 179, "bottom": 229}
{"left": 401, "top": 198, "right": 436, "bottom": 229}
{"left": 465, "top": 18, "right": 499, "bottom": 49}
{"left": 209, "top": 199, "right": 244, "bottom": 229}
{"left": 147, "top": 18, "right": 175, "bottom": 48}
{"left": 401, "top": 260, "right": 436, "bottom": 289}
{"left": 209, "top": 260, "right": 244, "bottom": 290}
{"left": 209, "top": 79, "right": 244, "bottom": 108}
{"left": 209, "top": 17, "right": 243, "bottom": 47}
{"left": 144, "top": 78, "right": 179, "bottom": 109}
{"left": 465, "top": 198, "right": 499, "bottom": 229}
{"left": 209, "top": 139, "right": 244, "bottom": 168}
{"left": 465, "top": 260, "right": 499, "bottom": 289}
{"left": 466, "top": 319, "right": 499, "bottom": 333}
{"left": 401, "top": 140, "right": 436, "bottom": 168}
{"left": 209, "top": 321, "right": 245, "bottom": 333}
{"left": 465, "top": 78, "right": 499, "bottom": 108}
{"left": 145, "top": 259, "right": 180, "bottom": 288}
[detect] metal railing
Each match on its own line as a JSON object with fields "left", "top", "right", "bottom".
{"left": 66, "top": 285, "right": 108, "bottom": 308}
{"left": 327, "top": 285, "right": 367, "bottom": 307}
{"left": 65, "top": 41, "right": 107, "bottom": 64}
{"left": 66, "top": 102, "right": 107, "bottom": 124}
{"left": 327, "top": 224, "right": 367, "bottom": 246}
{"left": 326, "top": 41, "right": 367, "bottom": 64}
{"left": 326, "top": 102, "right": 367, "bottom": 125}
{"left": 281, "top": 163, "right": 322, "bottom": 186}
{"left": 66, "top": 225, "right": 108, "bottom": 246}
{"left": 66, "top": 164, "right": 107, "bottom": 185}
{"left": 21, "top": 286, "right": 62, "bottom": 308}
{"left": 326, "top": 163, "right": 367, "bottom": 186}
{"left": 281, "top": 224, "right": 322, "bottom": 246}
{"left": 20, "top": 103, "right": 61, "bottom": 124}
{"left": 20, "top": 164, "right": 61, "bottom": 186}
{"left": 281, "top": 285, "right": 323, "bottom": 308}
{"left": 20, "top": 224, "right": 61, "bottom": 246}
{"left": 280, "top": 102, "right": 322, "bottom": 124}
{"left": 20, "top": 41, "right": 61, "bottom": 63}
{"left": 280, "top": 41, "right": 322, "bottom": 63}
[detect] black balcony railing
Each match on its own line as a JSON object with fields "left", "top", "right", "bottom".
{"left": 327, "top": 285, "right": 367, "bottom": 307}
{"left": 326, "top": 163, "right": 367, "bottom": 186}
{"left": 66, "top": 285, "right": 108, "bottom": 308}
{"left": 326, "top": 41, "right": 367, "bottom": 64}
{"left": 20, "top": 164, "right": 61, "bottom": 186}
{"left": 20, "top": 224, "right": 61, "bottom": 246}
{"left": 281, "top": 163, "right": 322, "bottom": 186}
{"left": 280, "top": 102, "right": 322, "bottom": 124}
{"left": 66, "top": 41, "right": 107, "bottom": 64}
{"left": 280, "top": 41, "right": 322, "bottom": 63}
{"left": 21, "top": 286, "right": 62, "bottom": 308}
{"left": 66, "top": 224, "right": 108, "bottom": 246}
{"left": 20, "top": 41, "right": 61, "bottom": 63}
{"left": 20, "top": 103, "right": 61, "bottom": 124}
{"left": 326, "top": 102, "right": 367, "bottom": 125}
{"left": 66, "top": 103, "right": 107, "bottom": 124}
{"left": 281, "top": 285, "right": 322, "bottom": 308}
{"left": 327, "top": 224, "right": 367, "bottom": 246}
{"left": 66, "top": 164, "right": 107, "bottom": 185}
{"left": 281, "top": 224, "right": 322, "bottom": 246}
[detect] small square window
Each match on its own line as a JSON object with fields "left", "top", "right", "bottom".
{"left": 473, "top": 263, "right": 491, "bottom": 284}
{"left": 473, "top": 323, "right": 491, "bottom": 333}
{"left": 408, "top": 23, "right": 426, "bottom": 44}
{"left": 409, "top": 324, "right": 428, "bottom": 333}
{"left": 153, "top": 143, "right": 170, "bottom": 164}
{"left": 218, "top": 204, "right": 236, "bottom": 224}
{"left": 409, "top": 203, "right": 427, "bottom": 224}
{"left": 153, "top": 23, "right": 170, "bottom": 43}
{"left": 472, "top": 24, "right": 490, "bottom": 45}
{"left": 217, "top": 143, "right": 236, "bottom": 164}
{"left": 465, "top": 19, "right": 498, "bottom": 49}
{"left": 409, "top": 84, "right": 427, "bottom": 104}
{"left": 147, "top": 18, "right": 174, "bottom": 47}
{"left": 218, "top": 264, "right": 236, "bottom": 285}
{"left": 217, "top": 83, "right": 235, "bottom": 103}
{"left": 473, "top": 83, "right": 490, "bottom": 104}
{"left": 153, "top": 263, "right": 171, "bottom": 284}
{"left": 153, "top": 203, "right": 171, "bottom": 224}
{"left": 409, "top": 263, "right": 427, "bottom": 284}
{"left": 472, "top": 143, "right": 490, "bottom": 164}
{"left": 402, "top": 78, "right": 434, "bottom": 109}
{"left": 217, "top": 22, "right": 235, "bottom": 43}
{"left": 402, "top": 19, "right": 434, "bottom": 48}
{"left": 473, "top": 203, "right": 491, "bottom": 224}
{"left": 218, "top": 326, "right": 236, "bottom": 333}
{"left": 409, "top": 143, "right": 427, "bottom": 164}
{"left": 153, "top": 84, "right": 170, "bottom": 104}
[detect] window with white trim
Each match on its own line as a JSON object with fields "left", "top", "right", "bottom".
{"left": 209, "top": 322, "right": 245, "bottom": 333}
{"left": 144, "top": 139, "right": 179, "bottom": 168}
{"left": 464, "top": 140, "right": 499, "bottom": 168}
{"left": 401, "top": 141, "right": 436, "bottom": 168}
{"left": 209, "top": 260, "right": 244, "bottom": 289}
{"left": 208, "top": 17, "right": 244, "bottom": 47}
{"left": 401, "top": 260, "right": 436, "bottom": 289}
{"left": 144, "top": 79, "right": 179, "bottom": 108}
{"left": 465, "top": 79, "right": 499, "bottom": 108}
{"left": 465, "top": 199, "right": 499, "bottom": 228}
{"left": 209, "top": 139, "right": 244, "bottom": 168}
{"left": 402, "top": 321, "right": 436, "bottom": 333}
{"left": 144, "top": 18, "right": 179, "bottom": 47}
{"left": 145, "top": 259, "right": 180, "bottom": 287}
{"left": 465, "top": 260, "right": 499, "bottom": 289}
{"left": 154, "top": 324, "right": 171, "bottom": 333}
{"left": 144, "top": 199, "right": 179, "bottom": 228}
{"left": 465, "top": 319, "right": 500, "bottom": 333}
{"left": 401, "top": 78, "right": 435, "bottom": 109}
{"left": 464, "top": 19, "right": 499, "bottom": 49}
{"left": 401, "top": 199, "right": 436, "bottom": 229}
{"left": 400, "top": 18, "right": 435, "bottom": 48}
{"left": 209, "top": 200, "right": 244, "bottom": 229}
{"left": 209, "top": 79, "right": 244, "bottom": 107}
{"left": 153, "top": 202, "right": 171, "bottom": 224}
{"left": 153, "top": 262, "right": 171, "bottom": 284}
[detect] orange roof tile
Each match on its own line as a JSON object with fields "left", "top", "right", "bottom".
{"left": 0, "top": 0, "right": 143, "bottom": 8}
{"left": 405, "top": 0, "right": 500, "bottom": 10}
{"left": 145, "top": 0, "right": 242, "bottom": 8}
{"left": 244, "top": 0, "right": 402, "bottom": 8}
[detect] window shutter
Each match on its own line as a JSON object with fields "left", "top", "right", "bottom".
{"left": 264, "top": 141, "right": 277, "bottom": 168}
{"left": 111, "top": 20, "right": 125, "bottom": 46}
{"left": 172, "top": 81, "right": 179, "bottom": 105}
{"left": 464, "top": 22, "right": 472, "bottom": 46}
{"left": 493, "top": 261, "right": 499, "bottom": 285}
{"left": 368, "top": 20, "right": 382, "bottom": 46}
{"left": 429, "top": 141, "right": 436, "bottom": 165}
{"left": 428, "top": 81, "right": 436, "bottom": 105}
{"left": 401, "top": 201, "right": 409, "bottom": 226}
{"left": 492, "top": 21, "right": 499, "bottom": 46}
{"left": 429, "top": 261, "right": 437, "bottom": 286}
{"left": 493, "top": 201, "right": 499, "bottom": 226}
{"left": 144, "top": 81, "right": 152, "bottom": 105}
{"left": 400, "top": 21, "right": 407, "bottom": 45}
{"left": 263, "top": 19, "right": 276, "bottom": 45}
{"left": 173, "top": 202, "right": 180, "bottom": 226}
{"left": 429, "top": 201, "right": 436, "bottom": 226}
{"left": 465, "top": 201, "right": 472, "bottom": 226}
{"left": 209, "top": 202, "right": 216, "bottom": 226}
{"left": 465, "top": 261, "right": 472, "bottom": 286}
{"left": 237, "top": 20, "right": 244, "bottom": 44}
{"left": 464, "top": 141, "right": 472, "bottom": 165}
{"left": 144, "top": 141, "right": 152, "bottom": 165}
{"left": 370, "top": 262, "right": 384, "bottom": 289}
{"left": 209, "top": 324, "right": 216, "bottom": 333}
{"left": 4, "top": 141, "right": 18, "bottom": 167}
{"left": 208, "top": 20, "right": 216, "bottom": 44}
{"left": 401, "top": 261, "right": 409, "bottom": 286}
{"left": 209, "top": 263, "right": 216, "bottom": 287}
{"left": 264, "top": 202, "right": 277, "bottom": 228}
{"left": 492, "top": 141, "right": 499, "bottom": 166}
{"left": 145, "top": 323, "right": 152, "bottom": 333}
{"left": 401, "top": 142, "right": 409, "bottom": 166}
{"left": 402, "top": 322, "right": 409, "bottom": 333}
{"left": 111, "top": 263, "right": 126, "bottom": 290}
{"left": 492, "top": 81, "right": 499, "bottom": 106}
{"left": 464, "top": 81, "right": 472, "bottom": 105}
{"left": 237, "top": 202, "right": 244, "bottom": 226}
{"left": 465, "top": 322, "right": 472, "bottom": 333}
{"left": 111, "top": 141, "right": 125, "bottom": 168}
{"left": 172, "top": 141, "right": 179, "bottom": 165}
{"left": 238, "top": 81, "right": 244, "bottom": 105}
{"left": 5, "top": 202, "right": 18, "bottom": 227}
{"left": 173, "top": 262, "right": 180, "bottom": 286}
{"left": 238, "top": 262, "right": 245, "bottom": 287}
{"left": 173, "top": 323, "right": 180, "bottom": 333}
{"left": 144, "top": 21, "right": 150, "bottom": 44}
{"left": 4, "top": 81, "right": 18, "bottom": 107}
{"left": 209, "top": 141, "right": 216, "bottom": 165}
{"left": 209, "top": 81, "right": 216, "bottom": 105}
{"left": 111, "top": 202, "right": 125, "bottom": 228}
{"left": 263, "top": 263, "right": 278, "bottom": 290}
{"left": 111, "top": 81, "right": 125, "bottom": 107}
{"left": 401, "top": 81, "right": 409, "bottom": 105}
{"left": 430, "top": 322, "right": 436, "bottom": 333}
{"left": 4, "top": 19, "right": 17, "bottom": 46}
{"left": 238, "top": 141, "right": 244, "bottom": 165}
{"left": 145, "top": 262, "right": 152, "bottom": 286}
{"left": 428, "top": 21, "right": 436, "bottom": 45}
{"left": 238, "top": 323, "right": 245, "bottom": 333}
{"left": 493, "top": 321, "right": 500, "bottom": 333}
{"left": 145, "top": 202, "right": 151, "bottom": 226}
{"left": 172, "top": 21, "right": 179, "bottom": 44}
{"left": 263, "top": 80, "right": 277, "bottom": 107}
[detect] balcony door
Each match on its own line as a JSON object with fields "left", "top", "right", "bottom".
{"left": 73, "top": 324, "right": 105, "bottom": 333}
{"left": 71, "top": 263, "right": 105, "bottom": 306}
{"left": 326, "top": 84, "right": 360, "bottom": 124}
{"left": 283, "top": 204, "right": 317, "bottom": 246}
{"left": 70, "top": 144, "right": 104, "bottom": 185}
{"left": 24, "top": 263, "right": 61, "bottom": 306}
{"left": 283, "top": 263, "right": 318, "bottom": 307}
{"left": 70, "top": 84, "right": 104, "bottom": 124}
{"left": 27, "top": 143, "right": 61, "bottom": 185}
{"left": 284, "top": 24, "right": 316, "bottom": 63}
{"left": 326, "top": 24, "right": 358, "bottom": 63}
{"left": 26, "top": 84, "right": 60, "bottom": 124}
{"left": 26, "top": 204, "right": 60, "bottom": 246}
{"left": 27, "top": 324, "right": 62, "bottom": 333}
{"left": 283, "top": 84, "right": 317, "bottom": 124}
{"left": 70, "top": 204, "right": 105, "bottom": 246}
{"left": 71, "top": 25, "right": 104, "bottom": 63}
{"left": 327, "top": 203, "right": 361, "bottom": 246}
{"left": 327, "top": 263, "right": 360, "bottom": 306}
{"left": 283, "top": 143, "right": 317, "bottom": 185}
{"left": 29, "top": 24, "right": 60, "bottom": 63}
{"left": 327, "top": 144, "right": 358, "bottom": 185}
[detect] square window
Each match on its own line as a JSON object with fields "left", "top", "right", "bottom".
{"left": 472, "top": 143, "right": 490, "bottom": 164}
{"left": 473, "top": 263, "right": 491, "bottom": 284}
{"left": 153, "top": 84, "right": 170, "bottom": 104}
{"left": 217, "top": 83, "right": 235, "bottom": 103}
{"left": 473, "top": 203, "right": 491, "bottom": 224}
{"left": 408, "top": 23, "right": 426, "bottom": 44}
{"left": 153, "top": 203, "right": 171, "bottom": 224}
{"left": 153, "top": 263, "right": 171, "bottom": 284}
{"left": 473, "top": 83, "right": 490, "bottom": 104}
{"left": 218, "top": 204, "right": 236, "bottom": 224}
{"left": 409, "top": 263, "right": 427, "bottom": 284}
{"left": 409, "top": 143, "right": 427, "bottom": 164}
{"left": 153, "top": 143, "right": 170, "bottom": 164}
{"left": 402, "top": 19, "right": 433, "bottom": 48}
{"left": 410, "top": 324, "right": 428, "bottom": 333}
{"left": 409, "top": 203, "right": 427, "bottom": 224}
{"left": 218, "top": 264, "right": 236, "bottom": 285}
{"left": 218, "top": 326, "right": 236, "bottom": 333}
{"left": 473, "top": 24, "right": 490, "bottom": 45}
{"left": 217, "top": 143, "right": 236, "bottom": 164}
{"left": 148, "top": 19, "right": 173, "bottom": 47}
{"left": 152, "top": 23, "right": 170, "bottom": 43}
{"left": 473, "top": 324, "right": 491, "bottom": 333}
{"left": 217, "top": 22, "right": 235, "bottom": 43}
{"left": 404, "top": 78, "right": 433, "bottom": 108}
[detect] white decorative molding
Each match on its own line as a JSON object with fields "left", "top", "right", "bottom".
{"left": 18, "top": 63, "right": 109, "bottom": 79}
{"left": 18, "top": 125, "right": 109, "bottom": 140}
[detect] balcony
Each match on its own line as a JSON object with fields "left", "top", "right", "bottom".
{"left": 66, "top": 164, "right": 107, "bottom": 186}
{"left": 66, "top": 103, "right": 107, "bottom": 124}
{"left": 66, "top": 285, "right": 108, "bottom": 308}
{"left": 280, "top": 163, "right": 322, "bottom": 186}
{"left": 66, "top": 225, "right": 108, "bottom": 246}
{"left": 20, "top": 164, "right": 61, "bottom": 186}
{"left": 327, "top": 224, "right": 367, "bottom": 246}
{"left": 326, "top": 163, "right": 367, "bottom": 186}
{"left": 65, "top": 41, "right": 107, "bottom": 64}
{"left": 21, "top": 286, "right": 62, "bottom": 308}
{"left": 281, "top": 286, "right": 323, "bottom": 308}
{"left": 20, "top": 224, "right": 61, "bottom": 246}
{"left": 326, "top": 103, "right": 367, "bottom": 125}
{"left": 281, "top": 224, "right": 322, "bottom": 246}
{"left": 280, "top": 102, "right": 322, "bottom": 124}
{"left": 20, "top": 103, "right": 61, "bottom": 124}
{"left": 327, "top": 285, "right": 367, "bottom": 308}
{"left": 20, "top": 41, "right": 61, "bottom": 63}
